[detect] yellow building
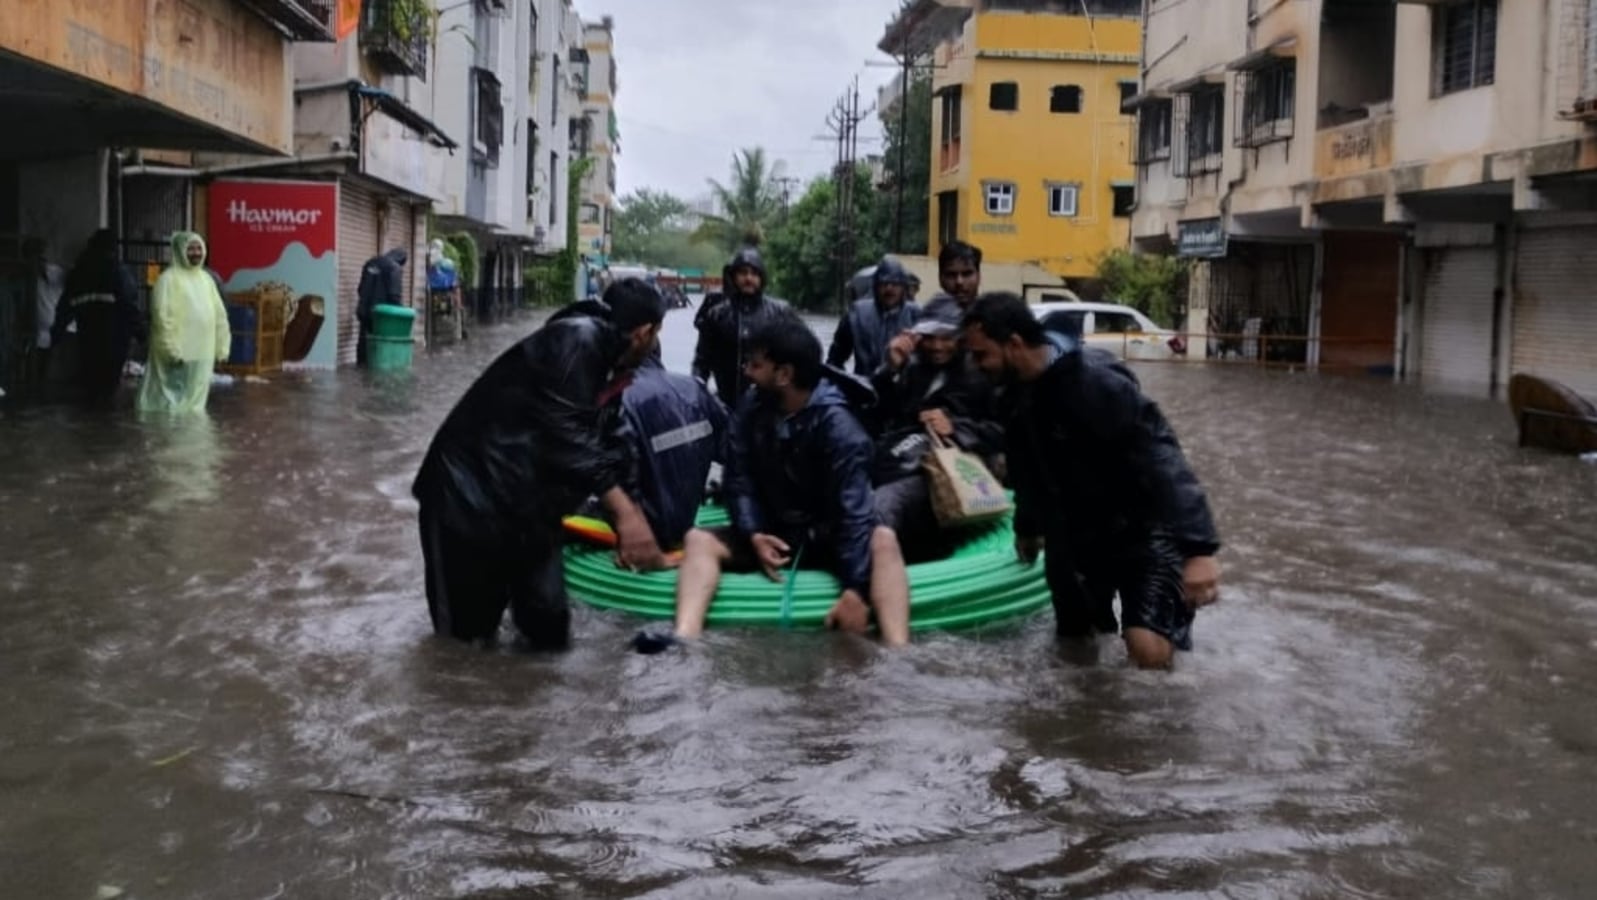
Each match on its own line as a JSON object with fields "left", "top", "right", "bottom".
{"left": 885, "top": 1, "right": 1140, "bottom": 282}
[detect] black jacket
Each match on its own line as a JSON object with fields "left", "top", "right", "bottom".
{"left": 691, "top": 248, "right": 798, "bottom": 406}
{"left": 724, "top": 378, "right": 877, "bottom": 594}
{"left": 53, "top": 254, "right": 141, "bottom": 344}
{"left": 620, "top": 356, "right": 730, "bottom": 548}
{"left": 828, "top": 297, "right": 921, "bottom": 376}
{"left": 869, "top": 354, "right": 1003, "bottom": 484}
{"left": 1003, "top": 334, "right": 1219, "bottom": 557}
{"left": 412, "top": 300, "right": 630, "bottom": 536}
{"left": 356, "top": 249, "right": 407, "bottom": 325}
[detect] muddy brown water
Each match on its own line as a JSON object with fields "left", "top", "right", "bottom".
{"left": 3, "top": 305, "right": 1596, "bottom": 898}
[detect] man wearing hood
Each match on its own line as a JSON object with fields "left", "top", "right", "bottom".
{"left": 356, "top": 248, "right": 408, "bottom": 366}
{"left": 961, "top": 293, "right": 1222, "bottom": 669}
{"left": 413, "top": 278, "right": 669, "bottom": 649}
{"left": 691, "top": 246, "right": 798, "bottom": 407}
{"left": 52, "top": 229, "right": 142, "bottom": 406}
{"left": 136, "top": 232, "right": 231, "bottom": 414}
{"left": 635, "top": 317, "right": 912, "bottom": 652}
{"left": 827, "top": 256, "right": 921, "bottom": 377}
{"left": 868, "top": 303, "right": 1004, "bottom": 562}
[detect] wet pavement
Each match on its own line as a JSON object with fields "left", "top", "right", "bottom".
{"left": 3, "top": 304, "right": 1597, "bottom": 899}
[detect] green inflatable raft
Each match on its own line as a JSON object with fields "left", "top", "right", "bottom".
{"left": 563, "top": 504, "right": 1053, "bottom": 632}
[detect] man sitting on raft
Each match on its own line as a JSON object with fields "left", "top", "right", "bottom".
{"left": 617, "top": 345, "right": 730, "bottom": 551}
{"left": 633, "top": 318, "right": 912, "bottom": 652}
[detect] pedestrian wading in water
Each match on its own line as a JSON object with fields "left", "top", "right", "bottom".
{"left": 412, "top": 278, "right": 669, "bottom": 649}
{"left": 137, "top": 232, "right": 231, "bottom": 415}
{"left": 960, "top": 292, "right": 1222, "bottom": 669}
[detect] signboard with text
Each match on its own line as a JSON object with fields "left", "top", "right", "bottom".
{"left": 206, "top": 180, "right": 340, "bottom": 369}
{"left": 1177, "top": 218, "right": 1228, "bottom": 259}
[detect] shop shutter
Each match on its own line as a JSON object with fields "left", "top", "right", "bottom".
{"left": 338, "top": 180, "right": 380, "bottom": 366}
{"left": 1419, "top": 246, "right": 1496, "bottom": 391}
{"left": 1512, "top": 225, "right": 1597, "bottom": 399}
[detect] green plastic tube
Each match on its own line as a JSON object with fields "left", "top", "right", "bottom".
{"left": 565, "top": 503, "right": 1053, "bottom": 632}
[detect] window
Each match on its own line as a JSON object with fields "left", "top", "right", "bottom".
{"left": 1118, "top": 80, "right": 1139, "bottom": 113}
{"left": 1050, "top": 85, "right": 1083, "bottom": 114}
{"left": 1136, "top": 99, "right": 1172, "bottom": 163}
{"left": 1111, "top": 183, "right": 1135, "bottom": 217}
{"left": 983, "top": 181, "right": 1016, "bottom": 216}
{"left": 1094, "top": 311, "right": 1141, "bottom": 333}
{"left": 1184, "top": 85, "right": 1225, "bottom": 173}
{"left": 937, "top": 191, "right": 959, "bottom": 246}
{"left": 989, "top": 81, "right": 1019, "bottom": 111}
{"left": 1237, "top": 60, "right": 1295, "bottom": 147}
{"left": 1046, "top": 182, "right": 1079, "bottom": 217}
{"left": 549, "top": 151, "right": 558, "bottom": 226}
{"left": 579, "top": 203, "right": 602, "bottom": 225}
{"left": 472, "top": 68, "right": 503, "bottom": 165}
{"left": 526, "top": 119, "right": 539, "bottom": 202}
{"left": 1433, "top": 0, "right": 1497, "bottom": 94}
{"left": 938, "top": 87, "right": 963, "bottom": 170}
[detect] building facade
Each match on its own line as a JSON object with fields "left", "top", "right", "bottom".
{"left": 883, "top": 0, "right": 1141, "bottom": 285}
{"left": 575, "top": 17, "right": 619, "bottom": 266}
{"left": 1130, "top": 0, "right": 1597, "bottom": 397}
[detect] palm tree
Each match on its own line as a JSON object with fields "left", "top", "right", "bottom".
{"left": 693, "top": 147, "right": 785, "bottom": 252}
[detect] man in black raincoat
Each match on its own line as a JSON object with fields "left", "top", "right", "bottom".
{"left": 961, "top": 293, "right": 1222, "bottom": 669}
{"left": 413, "top": 279, "right": 669, "bottom": 648}
{"left": 635, "top": 318, "right": 912, "bottom": 652}
{"left": 869, "top": 302, "right": 1003, "bottom": 562}
{"left": 691, "top": 246, "right": 798, "bottom": 407}
{"left": 51, "top": 229, "right": 142, "bottom": 406}
{"left": 356, "top": 248, "right": 407, "bottom": 366}
{"left": 827, "top": 256, "right": 921, "bottom": 377}
{"left": 619, "top": 349, "right": 730, "bottom": 549}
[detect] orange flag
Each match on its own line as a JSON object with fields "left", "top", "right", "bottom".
{"left": 335, "top": 0, "right": 361, "bottom": 41}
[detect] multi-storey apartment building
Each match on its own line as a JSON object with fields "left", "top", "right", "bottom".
{"left": 1130, "top": 0, "right": 1597, "bottom": 397}
{"left": 574, "top": 17, "right": 619, "bottom": 265}
{"left": 883, "top": 0, "right": 1142, "bottom": 284}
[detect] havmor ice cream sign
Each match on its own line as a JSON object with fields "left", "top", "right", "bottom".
{"left": 207, "top": 180, "right": 339, "bottom": 368}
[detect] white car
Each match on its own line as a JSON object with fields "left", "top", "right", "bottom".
{"left": 1028, "top": 301, "right": 1187, "bottom": 360}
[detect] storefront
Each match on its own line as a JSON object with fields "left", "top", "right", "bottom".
{"left": 1511, "top": 222, "right": 1597, "bottom": 400}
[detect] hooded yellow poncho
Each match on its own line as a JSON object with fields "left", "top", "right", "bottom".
{"left": 137, "top": 232, "right": 231, "bottom": 414}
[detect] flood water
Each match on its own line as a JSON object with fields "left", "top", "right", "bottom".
{"left": 3, "top": 303, "right": 1596, "bottom": 899}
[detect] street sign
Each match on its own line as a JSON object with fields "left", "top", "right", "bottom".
{"left": 1177, "top": 218, "right": 1227, "bottom": 258}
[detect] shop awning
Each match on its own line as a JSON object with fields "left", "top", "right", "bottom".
{"left": 352, "top": 84, "right": 457, "bottom": 149}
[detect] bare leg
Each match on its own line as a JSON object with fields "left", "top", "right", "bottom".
{"left": 672, "top": 528, "right": 732, "bottom": 639}
{"left": 869, "top": 526, "right": 911, "bottom": 646}
{"left": 1123, "top": 627, "right": 1174, "bottom": 669}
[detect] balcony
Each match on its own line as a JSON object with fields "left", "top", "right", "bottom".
{"left": 363, "top": 0, "right": 430, "bottom": 81}
{"left": 1315, "top": 113, "right": 1393, "bottom": 181}
{"left": 236, "top": 0, "right": 336, "bottom": 41}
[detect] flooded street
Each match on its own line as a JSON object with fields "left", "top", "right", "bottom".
{"left": 4, "top": 304, "right": 1597, "bottom": 899}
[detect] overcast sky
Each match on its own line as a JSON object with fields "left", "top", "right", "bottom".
{"left": 577, "top": 0, "right": 907, "bottom": 203}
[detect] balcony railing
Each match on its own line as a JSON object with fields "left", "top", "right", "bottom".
{"left": 363, "top": 0, "right": 430, "bottom": 81}
{"left": 236, "top": 0, "right": 336, "bottom": 41}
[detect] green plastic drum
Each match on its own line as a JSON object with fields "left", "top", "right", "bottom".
{"left": 366, "top": 335, "right": 414, "bottom": 371}
{"left": 370, "top": 303, "right": 417, "bottom": 339}
{"left": 565, "top": 504, "right": 1053, "bottom": 632}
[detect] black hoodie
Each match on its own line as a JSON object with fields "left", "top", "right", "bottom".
{"left": 691, "top": 247, "right": 799, "bottom": 406}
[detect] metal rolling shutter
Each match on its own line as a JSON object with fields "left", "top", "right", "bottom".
{"left": 1512, "top": 226, "right": 1597, "bottom": 399}
{"left": 338, "top": 181, "right": 379, "bottom": 366}
{"left": 1419, "top": 246, "right": 1496, "bottom": 390}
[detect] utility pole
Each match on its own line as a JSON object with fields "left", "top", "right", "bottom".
{"left": 822, "top": 77, "right": 868, "bottom": 312}
{"left": 774, "top": 175, "right": 800, "bottom": 219}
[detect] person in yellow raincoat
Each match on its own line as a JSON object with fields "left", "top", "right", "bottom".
{"left": 137, "top": 232, "right": 231, "bottom": 414}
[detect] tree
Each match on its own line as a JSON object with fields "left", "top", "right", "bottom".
{"left": 610, "top": 189, "right": 724, "bottom": 271}
{"left": 693, "top": 147, "right": 785, "bottom": 252}
{"left": 1094, "top": 249, "right": 1187, "bottom": 328}
{"left": 875, "top": 72, "right": 933, "bottom": 255}
{"left": 766, "top": 165, "right": 887, "bottom": 313}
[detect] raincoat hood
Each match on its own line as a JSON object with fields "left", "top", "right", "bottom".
{"left": 872, "top": 258, "right": 911, "bottom": 291}
{"left": 387, "top": 248, "right": 409, "bottom": 267}
{"left": 727, "top": 246, "right": 766, "bottom": 299}
{"left": 170, "top": 231, "right": 207, "bottom": 270}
